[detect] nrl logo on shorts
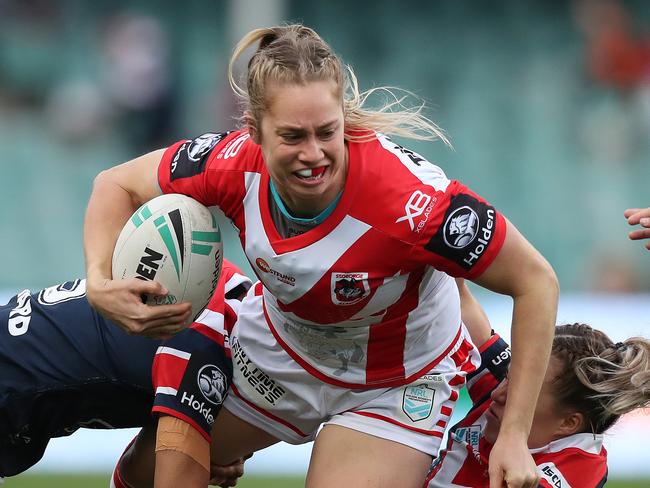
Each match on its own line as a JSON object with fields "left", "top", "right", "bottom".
{"left": 402, "top": 383, "right": 435, "bottom": 422}
{"left": 331, "top": 272, "right": 370, "bottom": 306}
{"left": 197, "top": 364, "right": 227, "bottom": 405}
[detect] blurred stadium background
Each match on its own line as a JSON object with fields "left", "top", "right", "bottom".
{"left": 1, "top": 0, "right": 649, "bottom": 485}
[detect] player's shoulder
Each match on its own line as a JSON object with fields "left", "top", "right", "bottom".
{"left": 355, "top": 133, "right": 450, "bottom": 190}
{"left": 348, "top": 133, "right": 450, "bottom": 242}
{"left": 166, "top": 129, "right": 263, "bottom": 180}
{"left": 533, "top": 433, "right": 607, "bottom": 487}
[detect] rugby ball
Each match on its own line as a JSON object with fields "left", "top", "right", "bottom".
{"left": 112, "top": 194, "right": 223, "bottom": 321}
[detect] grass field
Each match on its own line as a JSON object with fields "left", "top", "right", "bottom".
{"left": 4, "top": 474, "right": 650, "bottom": 487}
{"left": 4, "top": 474, "right": 305, "bottom": 488}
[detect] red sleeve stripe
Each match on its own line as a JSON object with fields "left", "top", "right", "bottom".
{"left": 352, "top": 411, "right": 445, "bottom": 438}
{"left": 441, "top": 406, "right": 453, "bottom": 417}
{"left": 152, "top": 353, "right": 189, "bottom": 390}
{"left": 152, "top": 406, "right": 211, "bottom": 443}
{"left": 478, "top": 333, "right": 502, "bottom": 352}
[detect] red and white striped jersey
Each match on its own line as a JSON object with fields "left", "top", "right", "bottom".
{"left": 151, "top": 259, "right": 251, "bottom": 440}
{"left": 425, "top": 337, "right": 608, "bottom": 488}
{"left": 158, "top": 130, "right": 507, "bottom": 387}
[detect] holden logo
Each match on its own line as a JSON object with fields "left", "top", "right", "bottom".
{"left": 197, "top": 364, "right": 227, "bottom": 405}
{"left": 256, "top": 258, "right": 271, "bottom": 273}
{"left": 443, "top": 207, "right": 479, "bottom": 249}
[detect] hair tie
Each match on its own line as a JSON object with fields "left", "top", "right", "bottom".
{"left": 615, "top": 342, "right": 626, "bottom": 350}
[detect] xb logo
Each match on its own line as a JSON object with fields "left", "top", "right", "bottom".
{"left": 396, "top": 191, "right": 432, "bottom": 231}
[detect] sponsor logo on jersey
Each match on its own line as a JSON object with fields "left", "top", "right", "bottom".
{"left": 8, "top": 289, "right": 32, "bottom": 337}
{"left": 187, "top": 133, "right": 224, "bottom": 162}
{"left": 180, "top": 391, "right": 214, "bottom": 424}
{"left": 197, "top": 364, "right": 227, "bottom": 405}
{"left": 396, "top": 190, "right": 436, "bottom": 233}
{"left": 390, "top": 139, "right": 427, "bottom": 166}
{"left": 539, "top": 463, "right": 570, "bottom": 488}
{"left": 453, "top": 424, "right": 482, "bottom": 449}
{"left": 425, "top": 194, "right": 497, "bottom": 270}
{"left": 443, "top": 206, "right": 480, "bottom": 249}
{"left": 170, "top": 131, "right": 230, "bottom": 181}
{"left": 255, "top": 258, "right": 296, "bottom": 286}
{"left": 232, "top": 337, "right": 286, "bottom": 405}
{"left": 217, "top": 132, "right": 249, "bottom": 160}
{"left": 402, "top": 383, "right": 435, "bottom": 421}
{"left": 331, "top": 272, "right": 370, "bottom": 306}
{"left": 491, "top": 347, "right": 511, "bottom": 367}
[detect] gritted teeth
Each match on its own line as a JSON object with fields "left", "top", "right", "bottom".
{"left": 295, "top": 168, "right": 313, "bottom": 177}
{"left": 294, "top": 166, "right": 327, "bottom": 179}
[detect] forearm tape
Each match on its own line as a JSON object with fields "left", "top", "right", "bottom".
{"left": 155, "top": 415, "right": 210, "bottom": 472}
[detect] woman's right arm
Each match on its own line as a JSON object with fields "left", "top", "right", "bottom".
{"left": 84, "top": 149, "right": 192, "bottom": 337}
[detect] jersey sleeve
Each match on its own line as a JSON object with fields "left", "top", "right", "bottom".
{"left": 216, "top": 258, "right": 253, "bottom": 303}
{"left": 151, "top": 260, "right": 243, "bottom": 441}
{"left": 465, "top": 333, "right": 511, "bottom": 405}
{"left": 156, "top": 130, "right": 254, "bottom": 222}
{"left": 415, "top": 180, "right": 507, "bottom": 279}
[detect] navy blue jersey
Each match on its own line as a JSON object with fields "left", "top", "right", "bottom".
{"left": 0, "top": 280, "right": 159, "bottom": 476}
{"left": 0, "top": 260, "right": 251, "bottom": 477}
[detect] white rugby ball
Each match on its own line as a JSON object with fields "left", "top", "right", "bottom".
{"left": 112, "top": 194, "right": 223, "bottom": 321}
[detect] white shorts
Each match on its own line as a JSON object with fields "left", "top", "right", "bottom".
{"left": 223, "top": 291, "right": 480, "bottom": 456}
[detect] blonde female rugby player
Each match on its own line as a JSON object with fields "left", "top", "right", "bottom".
{"left": 84, "top": 24, "right": 558, "bottom": 488}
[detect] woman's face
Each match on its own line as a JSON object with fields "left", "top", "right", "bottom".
{"left": 253, "top": 79, "right": 347, "bottom": 218}
{"left": 483, "top": 356, "right": 579, "bottom": 448}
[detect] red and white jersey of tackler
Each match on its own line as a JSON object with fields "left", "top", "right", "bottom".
{"left": 158, "top": 130, "right": 506, "bottom": 387}
{"left": 425, "top": 373, "right": 608, "bottom": 487}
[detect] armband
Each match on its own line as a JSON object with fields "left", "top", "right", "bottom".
{"left": 155, "top": 415, "right": 210, "bottom": 472}
{"left": 468, "top": 332, "right": 511, "bottom": 383}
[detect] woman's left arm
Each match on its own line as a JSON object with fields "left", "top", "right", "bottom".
{"left": 472, "top": 218, "right": 559, "bottom": 488}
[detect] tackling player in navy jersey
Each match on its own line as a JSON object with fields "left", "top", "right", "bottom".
{"left": 0, "top": 260, "right": 250, "bottom": 484}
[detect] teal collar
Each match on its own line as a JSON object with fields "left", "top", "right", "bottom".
{"left": 269, "top": 180, "right": 342, "bottom": 226}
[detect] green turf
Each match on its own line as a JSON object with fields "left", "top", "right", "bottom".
{"left": 5, "top": 474, "right": 306, "bottom": 487}
{"left": 4, "top": 474, "right": 648, "bottom": 487}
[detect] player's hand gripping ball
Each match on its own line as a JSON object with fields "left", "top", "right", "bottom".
{"left": 112, "top": 194, "right": 223, "bottom": 321}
